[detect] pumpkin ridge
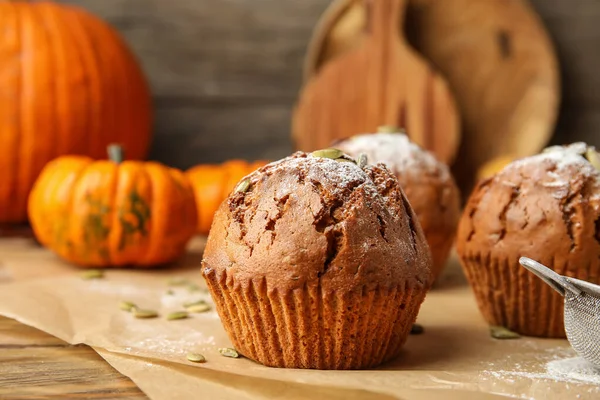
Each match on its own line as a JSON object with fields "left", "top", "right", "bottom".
{"left": 66, "top": 160, "right": 100, "bottom": 264}
{"left": 70, "top": 8, "right": 102, "bottom": 158}
{"left": 12, "top": 3, "right": 24, "bottom": 221}
{"left": 139, "top": 164, "right": 161, "bottom": 265}
{"left": 55, "top": 6, "right": 90, "bottom": 159}
{"left": 50, "top": 3, "right": 89, "bottom": 159}
{"left": 110, "top": 162, "right": 150, "bottom": 265}
{"left": 104, "top": 160, "right": 120, "bottom": 266}
{"left": 31, "top": 4, "right": 58, "bottom": 209}
{"left": 40, "top": 3, "right": 65, "bottom": 159}
{"left": 0, "top": 2, "right": 21, "bottom": 221}
{"left": 42, "top": 2, "right": 67, "bottom": 156}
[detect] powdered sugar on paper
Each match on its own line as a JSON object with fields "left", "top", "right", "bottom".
{"left": 481, "top": 345, "right": 600, "bottom": 396}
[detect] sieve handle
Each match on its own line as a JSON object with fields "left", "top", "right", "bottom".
{"left": 518, "top": 257, "right": 583, "bottom": 297}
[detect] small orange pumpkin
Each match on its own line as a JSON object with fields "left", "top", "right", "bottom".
{"left": 28, "top": 145, "right": 197, "bottom": 268}
{"left": 186, "top": 159, "right": 269, "bottom": 234}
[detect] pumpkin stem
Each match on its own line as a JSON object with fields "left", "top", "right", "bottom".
{"left": 107, "top": 144, "right": 124, "bottom": 163}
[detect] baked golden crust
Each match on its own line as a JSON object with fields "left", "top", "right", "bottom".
{"left": 336, "top": 132, "right": 461, "bottom": 279}
{"left": 201, "top": 151, "right": 432, "bottom": 369}
{"left": 456, "top": 143, "right": 600, "bottom": 338}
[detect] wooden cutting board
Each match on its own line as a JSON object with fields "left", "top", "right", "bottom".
{"left": 302, "top": 0, "right": 560, "bottom": 192}
{"left": 292, "top": 0, "right": 461, "bottom": 165}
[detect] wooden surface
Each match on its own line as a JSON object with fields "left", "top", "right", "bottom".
{"left": 51, "top": 0, "right": 600, "bottom": 169}
{"left": 54, "top": 0, "right": 330, "bottom": 168}
{"left": 0, "top": 316, "right": 146, "bottom": 399}
{"left": 303, "top": 0, "right": 559, "bottom": 192}
{"left": 292, "top": 0, "right": 461, "bottom": 164}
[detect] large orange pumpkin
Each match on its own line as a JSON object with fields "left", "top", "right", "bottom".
{"left": 186, "top": 160, "right": 269, "bottom": 234}
{"left": 28, "top": 145, "right": 197, "bottom": 268}
{"left": 0, "top": 1, "right": 152, "bottom": 223}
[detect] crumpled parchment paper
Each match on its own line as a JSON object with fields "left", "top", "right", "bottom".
{"left": 1, "top": 237, "right": 599, "bottom": 400}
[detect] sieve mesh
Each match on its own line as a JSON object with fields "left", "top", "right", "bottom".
{"left": 564, "top": 291, "right": 600, "bottom": 368}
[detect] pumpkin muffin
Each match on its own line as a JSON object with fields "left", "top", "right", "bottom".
{"left": 201, "top": 150, "right": 433, "bottom": 369}
{"left": 335, "top": 130, "right": 461, "bottom": 280}
{"left": 456, "top": 142, "right": 600, "bottom": 338}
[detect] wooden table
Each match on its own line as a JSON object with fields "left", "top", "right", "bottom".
{"left": 0, "top": 315, "right": 147, "bottom": 399}
{"left": 0, "top": 226, "right": 146, "bottom": 398}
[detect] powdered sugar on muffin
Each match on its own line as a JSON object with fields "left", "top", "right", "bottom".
{"left": 502, "top": 142, "right": 600, "bottom": 190}
{"left": 336, "top": 132, "right": 450, "bottom": 179}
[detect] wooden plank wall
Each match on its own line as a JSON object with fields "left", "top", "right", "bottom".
{"left": 58, "top": 0, "right": 600, "bottom": 169}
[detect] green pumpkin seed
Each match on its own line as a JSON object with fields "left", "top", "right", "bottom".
{"left": 377, "top": 125, "right": 404, "bottom": 134}
{"left": 219, "top": 347, "right": 240, "bottom": 358}
{"left": 183, "top": 299, "right": 206, "bottom": 308}
{"left": 166, "top": 289, "right": 175, "bottom": 296}
{"left": 133, "top": 309, "right": 159, "bottom": 319}
{"left": 187, "top": 303, "right": 211, "bottom": 313}
{"left": 490, "top": 325, "right": 520, "bottom": 339}
{"left": 187, "top": 283, "right": 202, "bottom": 292}
{"left": 410, "top": 323, "right": 424, "bottom": 335}
{"left": 119, "top": 301, "right": 137, "bottom": 312}
{"left": 335, "top": 157, "right": 355, "bottom": 164}
{"left": 168, "top": 277, "right": 189, "bottom": 286}
{"left": 235, "top": 179, "right": 251, "bottom": 193}
{"left": 311, "top": 148, "right": 344, "bottom": 159}
{"left": 585, "top": 148, "right": 600, "bottom": 171}
{"left": 80, "top": 269, "right": 104, "bottom": 280}
{"left": 358, "top": 153, "right": 368, "bottom": 168}
{"left": 167, "top": 311, "right": 189, "bottom": 321}
{"left": 186, "top": 352, "right": 206, "bottom": 363}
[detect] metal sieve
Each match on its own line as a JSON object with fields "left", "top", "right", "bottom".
{"left": 519, "top": 257, "right": 600, "bottom": 369}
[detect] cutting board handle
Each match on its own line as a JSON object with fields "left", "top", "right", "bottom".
{"left": 365, "top": 0, "right": 406, "bottom": 42}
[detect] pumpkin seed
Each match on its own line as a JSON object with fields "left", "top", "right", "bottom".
{"left": 358, "top": 153, "right": 368, "bottom": 168}
{"left": 168, "top": 277, "right": 189, "bottom": 286}
{"left": 235, "top": 179, "right": 251, "bottom": 193}
{"left": 186, "top": 352, "right": 206, "bottom": 363}
{"left": 80, "top": 269, "right": 104, "bottom": 280}
{"left": 219, "top": 347, "right": 240, "bottom": 358}
{"left": 166, "top": 289, "right": 175, "bottom": 295}
{"left": 133, "top": 309, "right": 159, "bottom": 319}
{"left": 119, "top": 301, "right": 137, "bottom": 312}
{"left": 167, "top": 311, "right": 189, "bottom": 321}
{"left": 183, "top": 299, "right": 206, "bottom": 308}
{"left": 311, "top": 148, "right": 344, "bottom": 159}
{"left": 335, "top": 157, "right": 355, "bottom": 164}
{"left": 410, "top": 323, "right": 424, "bottom": 335}
{"left": 187, "top": 303, "right": 211, "bottom": 313}
{"left": 187, "top": 283, "right": 202, "bottom": 292}
{"left": 585, "top": 148, "right": 600, "bottom": 171}
{"left": 490, "top": 325, "right": 521, "bottom": 339}
{"left": 377, "top": 125, "right": 404, "bottom": 134}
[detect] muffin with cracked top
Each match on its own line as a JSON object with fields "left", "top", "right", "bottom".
{"left": 201, "top": 150, "right": 433, "bottom": 369}
{"left": 456, "top": 142, "right": 600, "bottom": 338}
{"left": 335, "top": 129, "right": 461, "bottom": 281}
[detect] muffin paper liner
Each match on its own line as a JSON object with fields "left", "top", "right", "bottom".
{"left": 204, "top": 268, "right": 427, "bottom": 370}
{"left": 460, "top": 251, "right": 577, "bottom": 338}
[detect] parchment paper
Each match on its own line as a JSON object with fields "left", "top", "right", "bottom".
{"left": 1, "top": 237, "right": 599, "bottom": 399}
